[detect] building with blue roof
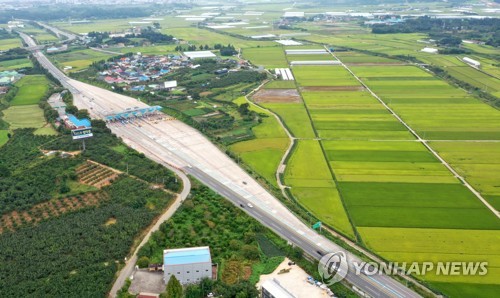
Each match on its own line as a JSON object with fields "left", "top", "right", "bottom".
{"left": 163, "top": 246, "right": 212, "bottom": 285}
{"left": 67, "top": 114, "right": 91, "bottom": 128}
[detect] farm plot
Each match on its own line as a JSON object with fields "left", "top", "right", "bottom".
{"left": 430, "top": 141, "right": 500, "bottom": 210}
{"left": 230, "top": 97, "right": 289, "bottom": 187}
{"left": 339, "top": 181, "right": 499, "bottom": 230}
{"left": 287, "top": 54, "right": 334, "bottom": 61}
{"left": 243, "top": 47, "right": 288, "bottom": 69}
{"left": 358, "top": 227, "right": 500, "bottom": 296}
{"left": 0, "top": 58, "right": 32, "bottom": 71}
{"left": 50, "top": 49, "right": 114, "bottom": 72}
{"left": 446, "top": 66, "right": 500, "bottom": 97}
{"left": 0, "top": 38, "right": 22, "bottom": 50}
{"left": 292, "top": 65, "right": 360, "bottom": 87}
{"left": 3, "top": 105, "right": 46, "bottom": 129}
{"left": 253, "top": 89, "right": 301, "bottom": 103}
{"left": 260, "top": 103, "right": 316, "bottom": 138}
{"left": 335, "top": 51, "right": 402, "bottom": 65}
{"left": 324, "top": 140, "right": 456, "bottom": 184}
{"left": 10, "top": 75, "right": 50, "bottom": 106}
{"left": 350, "top": 65, "right": 500, "bottom": 140}
{"left": 302, "top": 91, "right": 413, "bottom": 140}
{"left": 284, "top": 140, "right": 354, "bottom": 237}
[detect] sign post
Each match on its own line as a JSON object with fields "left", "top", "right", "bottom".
{"left": 312, "top": 221, "right": 322, "bottom": 232}
{"left": 71, "top": 127, "right": 93, "bottom": 151}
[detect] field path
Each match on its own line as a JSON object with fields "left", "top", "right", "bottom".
{"left": 108, "top": 163, "right": 191, "bottom": 297}
{"left": 244, "top": 81, "right": 296, "bottom": 199}
{"left": 327, "top": 46, "right": 500, "bottom": 219}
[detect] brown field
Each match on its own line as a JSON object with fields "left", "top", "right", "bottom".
{"left": 252, "top": 89, "right": 302, "bottom": 103}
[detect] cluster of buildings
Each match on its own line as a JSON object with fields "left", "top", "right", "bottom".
{"left": 0, "top": 70, "right": 23, "bottom": 86}
{"left": 98, "top": 53, "right": 191, "bottom": 91}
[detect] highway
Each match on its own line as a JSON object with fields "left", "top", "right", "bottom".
{"left": 19, "top": 32, "right": 422, "bottom": 298}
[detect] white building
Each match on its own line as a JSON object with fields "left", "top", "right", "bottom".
{"left": 261, "top": 279, "right": 296, "bottom": 298}
{"left": 421, "top": 47, "right": 438, "bottom": 54}
{"left": 163, "top": 246, "right": 213, "bottom": 285}
{"left": 183, "top": 51, "right": 217, "bottom": 59}
{"left": 463, "top": 57, "right": 481, "bottom": 67}
{"left": 164, "top": 80, "right": 178, "bottom": 90}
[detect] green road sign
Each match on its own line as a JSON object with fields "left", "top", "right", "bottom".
{"left": 312, "top": 221, "right": 322, "bottom": 230}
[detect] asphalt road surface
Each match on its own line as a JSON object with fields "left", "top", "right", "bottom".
{"left": 20, "top": 32, "right": 422, "bottom": 298}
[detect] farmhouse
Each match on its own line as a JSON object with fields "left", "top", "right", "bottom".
{"left": 163, "top": 246, "right": 213, "bottom": 285}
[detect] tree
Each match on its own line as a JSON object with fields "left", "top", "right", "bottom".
{"left": 137, "top": 256, "right": 150, "bottom": 268}
{"left": 242, "top": 245, "right": 259, "bottom": 260}
{"left": 165, "top": 275, "right": 183, "bottom": 298}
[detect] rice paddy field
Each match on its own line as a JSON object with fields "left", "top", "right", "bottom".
{"left": 50, "top": 49, "right": 114, "bottom": 72}
{"left": 0, "top": 58, "right": 32, "bottom": 71}
{"left": 242, "top": 47, "right": 288, "bottom": 69}
{"left": 259, "top": 103, "right": 315, "bottom": 138}
{"left": 284, "top": 140, "right": 354, "bottom": 238}
{"left": 229, "top": 97, "right": 289, "bottom": 187}
{"left": 292, "top": 65, "right": 359, "bottom": 87}
{"left": 259, "top": 56, "right": 500, "bottom": 297}
{"left": 349, "top": 65, "right": 500, "bottom": 140}
{"left": 429, "top": 141, "right": 500, "bottom": 210}
{"left": 0, "top": 38, "right": 22, "bottom": 50}
{"left": 10, "top": 75, "right": 50, "bottom": 106}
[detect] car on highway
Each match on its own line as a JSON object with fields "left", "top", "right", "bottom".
{"left": 239, "top": 203, "right": 245, "bottom": 208}
{"left": 247, "top": 203, "right": 253, "bottom": 208}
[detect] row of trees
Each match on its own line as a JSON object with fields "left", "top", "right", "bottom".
{"left": 372, "top": 17, "right": 500, "bottom": 47}
{"left": 174, "top": 44, "right": 238, "bottom": 56}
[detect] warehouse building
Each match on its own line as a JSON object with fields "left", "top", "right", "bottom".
{"left": 261, "top": 279, "right": 296, "bottom": 298}
{"left": 163, "top": 246, "right": 213, "bottom": 285}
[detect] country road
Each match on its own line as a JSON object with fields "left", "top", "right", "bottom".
{"left": 108, "top": 166, "right": 191, "bottom": 297}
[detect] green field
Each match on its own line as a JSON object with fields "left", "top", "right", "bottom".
{"left": 292, "top": 66, "right": 360, "bottom": 87}
{"left": 0, "top": 38, "right": 22, "bottom": 50}
{"left": 243, "top": 47, "right": 288, "bottom": 69}
{"left": 430, "top": 141, "right": 500, "bottom": 210}
{"left": 359, "top": 227, "right": 500, "bottom": 285}
{"left": 261, "top": 103, "right": 316, "bottom": 138}
{"left": 3, "top": 105, "right": 47, "bottom": 129}
{"left": 10, "top": 75, "right": 50, "bottom": 105}
{"left": 0, "top": 58, "right": 32, "bottom": 71}
{"left": 285, "top": 140, "right": 354, "bottom": 237}
{"left": 287, "top": 54, "right": 334, "bottom": 61}
{"left": 0, "top": 130, "right": 8, "bottom": 147}
{"left": 51, "top": 49, "right": 114, "bottom": 72}
{"left": 335, "top": 51, "right": 401, "bottom": 64}
{"left": 350, "top": 65, "right": 500, "bottom": 140}
{"left": 230, "top": 97, "right": 289, "bottom": 187}
{"left": 264, "top": 80, "right": 296, "bottom": 89}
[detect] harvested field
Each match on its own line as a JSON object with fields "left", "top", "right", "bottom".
{"left": 252, "top": 89, "right": 302, "bottom": 103}
{"left": 301, "top": 86, "right": 365, "bottom": 92}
